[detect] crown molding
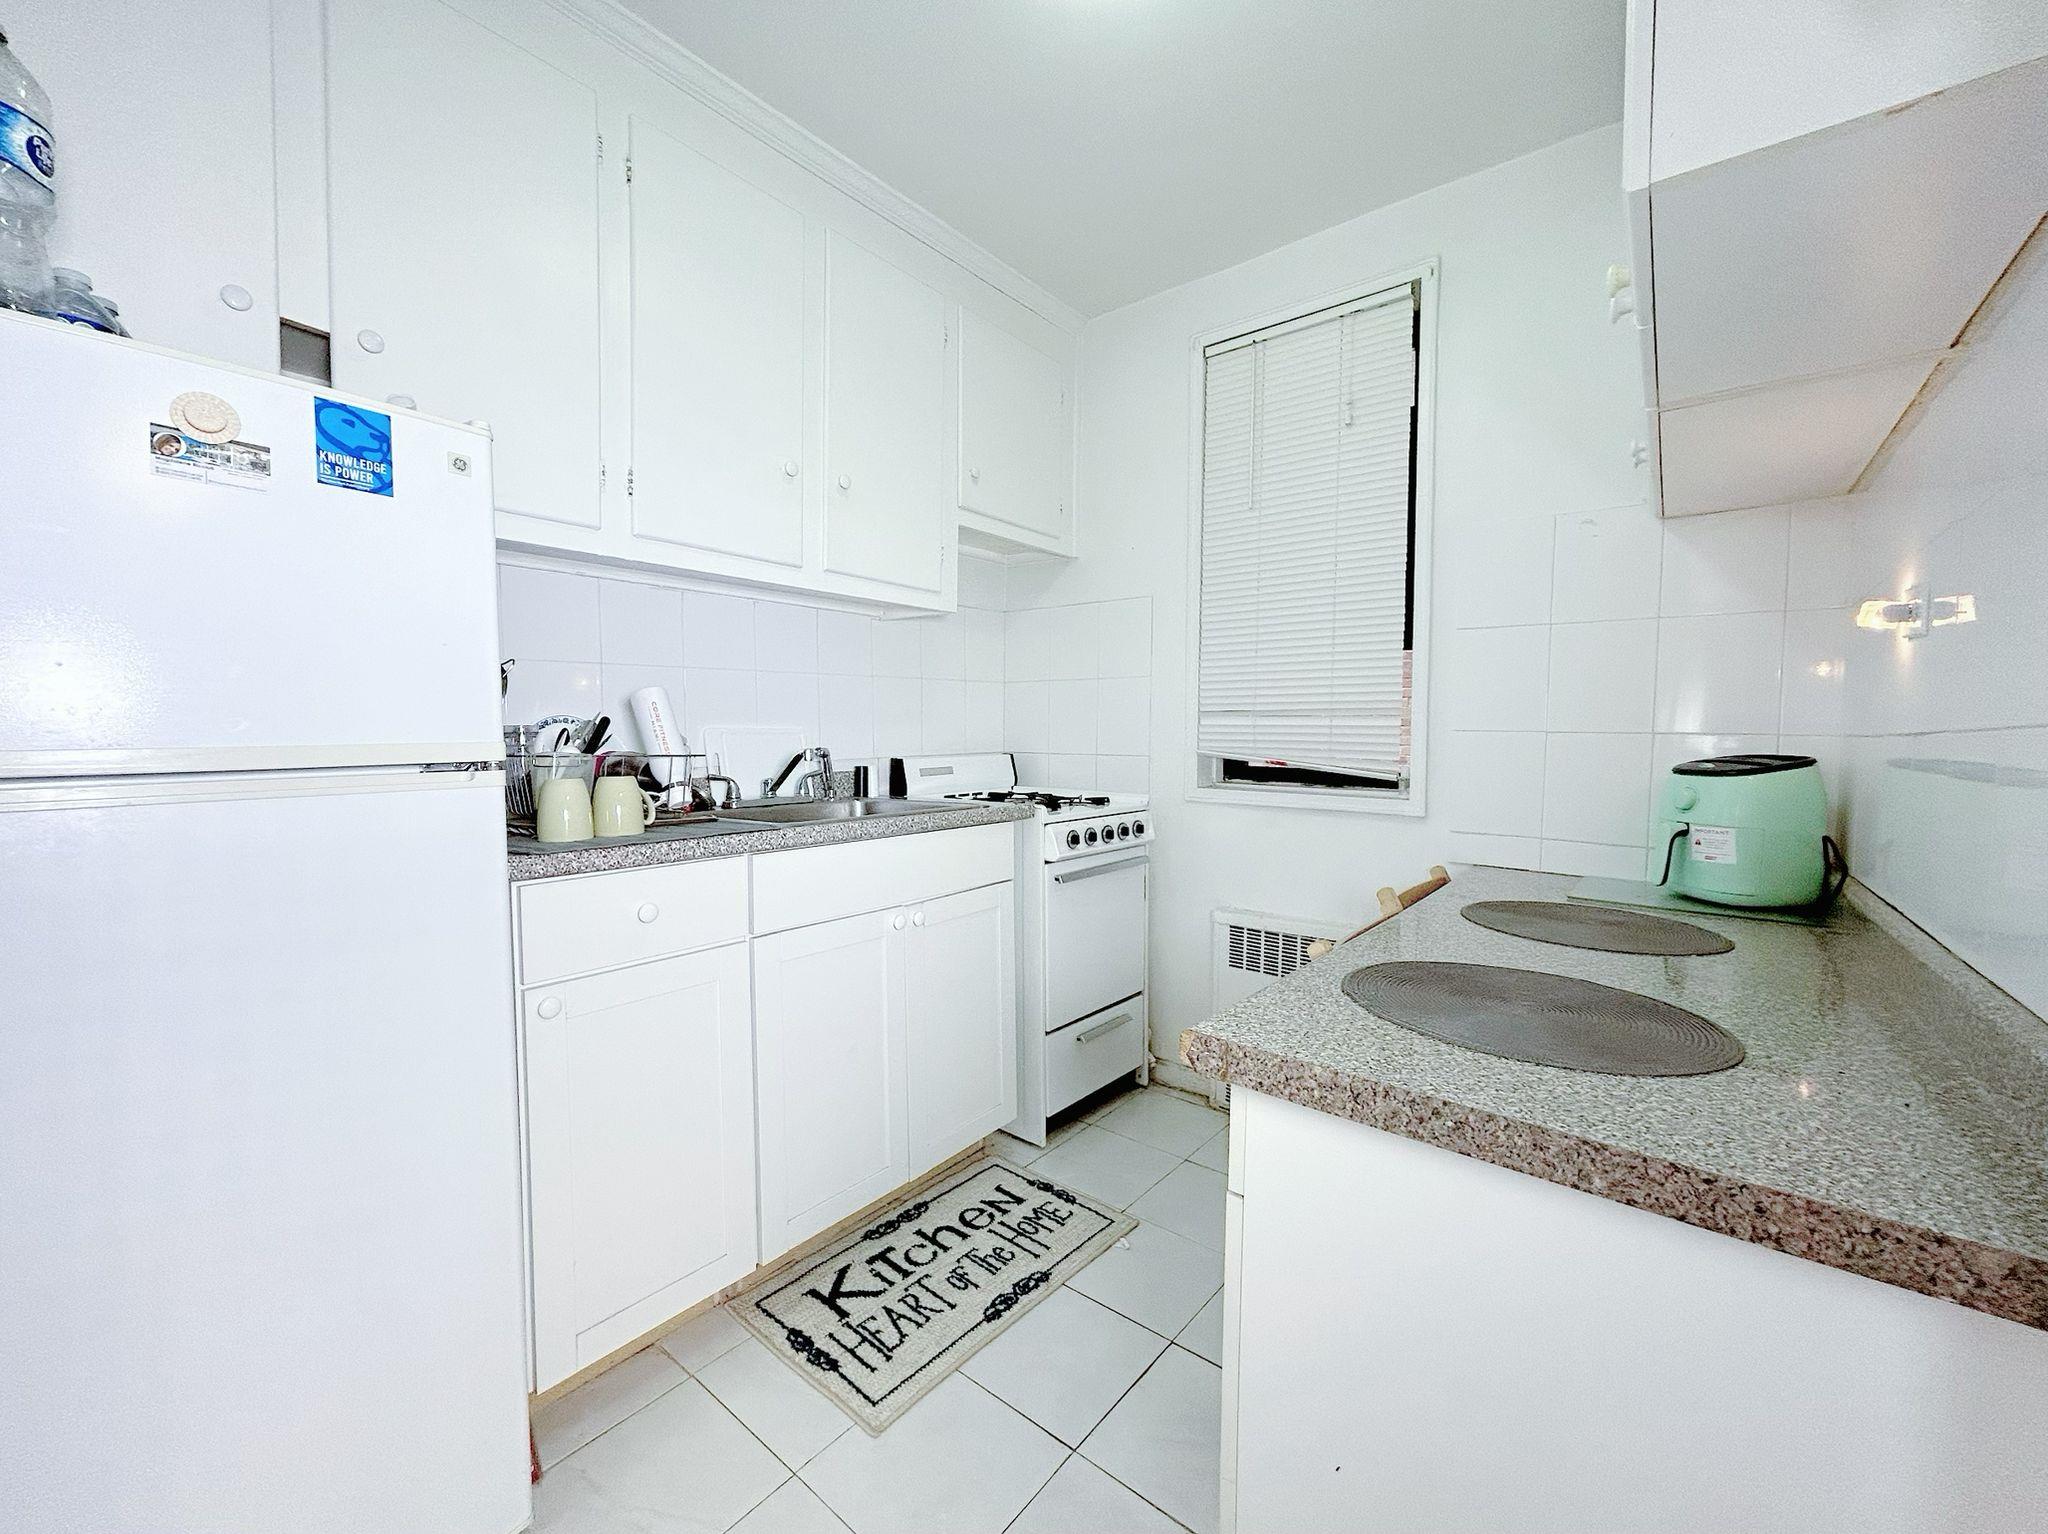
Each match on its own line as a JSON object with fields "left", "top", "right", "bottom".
{"left": 548, "top": 0, "right": 1087, "bottom": 334}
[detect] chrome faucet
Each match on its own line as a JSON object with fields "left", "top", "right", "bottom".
{"left": 761, "top": 745, "right": 835, "bottom": 800}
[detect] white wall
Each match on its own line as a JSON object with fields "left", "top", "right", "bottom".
{"left": 496, "top": 554, "right": 1009, "bottom": 784}
{"left": 1826, "top": 235, "right": 2048, "bottom": 1016}
{"left": 1021, "top": 125, "right": 1853, "bottom": 1060}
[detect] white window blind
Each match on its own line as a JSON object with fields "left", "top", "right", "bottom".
{"left": 1197, "top": 285, "right": 1418, "bottom": 780}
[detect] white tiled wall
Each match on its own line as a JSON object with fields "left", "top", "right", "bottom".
{"left": 1824, "top": 237, "right": 2048, "bottom": 1015}
{"left": 1002, "top": 597, "right": 1154, "bottom": 792}
{"left": 497, "top": 553, "right": 1010, "bottom": 778}
{"left": 1438, "top": 499, "right": 1851, "bottom": 879}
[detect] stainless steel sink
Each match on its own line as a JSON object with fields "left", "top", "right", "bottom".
{"left": 717, "top": 797, "right": 949, "bottom": 824}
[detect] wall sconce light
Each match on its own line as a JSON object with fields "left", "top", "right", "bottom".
{"left": 1855, "top": 582, "right": 1978, "bottom": 639}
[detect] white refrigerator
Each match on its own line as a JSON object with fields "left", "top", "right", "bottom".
{"left": 0, "top": 313, "right": 531, "bottom": 1533}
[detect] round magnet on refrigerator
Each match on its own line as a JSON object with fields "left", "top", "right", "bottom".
{"left": 168, "top": 390, "right": 242, "bottom": 444}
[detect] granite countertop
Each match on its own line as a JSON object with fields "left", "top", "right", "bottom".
{"left": 506, "top": 800, "right": 1035, "bottom": 881}
{"left": 1181, "top": 864, "right": 2048, "bottom": 1329}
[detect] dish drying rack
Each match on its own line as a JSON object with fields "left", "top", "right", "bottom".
{"left": 503, "top": 745, "right": 718, "bottom": 831}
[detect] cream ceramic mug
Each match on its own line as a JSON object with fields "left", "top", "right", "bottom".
{"left": 535, "top": 776, "right": 595, "bottom": 842}
{"left": 591, "top": 776, "right": 661, "bottom": 838}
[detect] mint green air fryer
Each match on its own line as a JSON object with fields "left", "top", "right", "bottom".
{"left": 1653, "top": 754, "right": 1840, "bottom": 909}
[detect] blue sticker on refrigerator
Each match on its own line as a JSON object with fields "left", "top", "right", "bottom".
{"left": 313, "top": 397, "right": 394, "bottom": 496}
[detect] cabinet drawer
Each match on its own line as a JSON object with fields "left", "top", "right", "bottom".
{"left": 1047, "top": 994, "right": 1146, "bottom": 1111}
{"left": 517, "top": 859, "right": 748, "bottom": 984}
{"left": 752, "top": 823, "right": 1015, "bottom": 934}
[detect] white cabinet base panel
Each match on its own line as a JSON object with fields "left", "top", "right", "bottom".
{"left": 1227, "top": 1090, "right": 2048, "bottom": 1533}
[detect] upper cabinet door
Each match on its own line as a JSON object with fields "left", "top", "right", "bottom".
{"left": 5, "top": 0, "right": 278, "bottom": 369}
{"left": 327, "top": 0, "right": 603, "bottom": 529}
{"left": 627, "top": 118, "right": 806, "bottom": 567}
{"left": 958, "top": 312, "right": 1069, "bottom": 544}
{"left": 822, "top": 233, "right": 948, "bottom": 594}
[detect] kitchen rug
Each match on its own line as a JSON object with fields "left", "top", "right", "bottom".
{"left": 731, "top": 1158, "right": 1135, "bottom": 1434}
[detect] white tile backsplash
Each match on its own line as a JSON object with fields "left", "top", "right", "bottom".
{"left": 1657, "top": 505, "right": 1790, "bottom": 617}
{"left": 1046, "top": 604, "right": 1101, "bottom": 680}
{"left": 1551, "top": 504, "right": 1662, "bottom": 623}
{"left": 1654, "top": 611, "right": 1786, "bottom": 735}
{"left": 1540, "top": 732, "right": 1653, "bottom": 846}
{"left": 1441, "top": 730, "right": 1548, "bottom": 838}
{"left": 501, "top": 563, "right": 1013, "bottom": 775}
{"left": 1049, "top": 678, "right": 1099, "bottom": 754}
{"left": 1545, "top": 619, "right": 1657, "bottom": 734}
{"left": 1440, "top": 625, "right": 1548, "bottom": 732}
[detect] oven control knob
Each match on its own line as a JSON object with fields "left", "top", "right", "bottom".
{"left": 1065, "top": 829, "right": 1082, "bottom": 850}
{"left": 1084, "top": 827, "right": 1100, "bottom": 846}
{"left": 1133, "top": 819, "right": 1146, "bottom": 836}
{"left": 1116, "top": 822, "right": 1131, "bottom": 839}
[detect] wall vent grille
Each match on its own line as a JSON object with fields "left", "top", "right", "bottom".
{"left": 1227, "top": 923, "right": 1319, "bottom": 979}
{"left": 1212, "top": 908, "right": 1342, "bottom": 1012}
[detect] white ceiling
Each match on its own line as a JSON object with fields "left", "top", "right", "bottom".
{"left": 617, "top": 0, "right": 1627, "bottom": 317}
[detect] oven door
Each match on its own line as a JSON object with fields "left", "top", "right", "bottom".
{"left": 1044, "top": 851, "right": 1149, "bottom": 1031}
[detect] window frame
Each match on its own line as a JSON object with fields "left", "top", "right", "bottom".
{"left": 1181, "top": 259, "right": 1439, "bottom": 817}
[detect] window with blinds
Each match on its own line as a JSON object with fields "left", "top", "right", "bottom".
{"left": 1196, "top": 281, "right": 1421, "bottom": 796}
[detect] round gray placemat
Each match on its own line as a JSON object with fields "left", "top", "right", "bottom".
{"left": 1342, "top": 961, "right": 1745, "bottom": 1076}
{"left": 1460, "top": 900, "right": 1734, "bottom": 956}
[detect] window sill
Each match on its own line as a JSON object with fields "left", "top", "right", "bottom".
{"left": 1186, "top": 782, "right": 1426, "bottom": 817}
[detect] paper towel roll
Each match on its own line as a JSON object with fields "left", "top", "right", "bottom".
{"left": 629, "top": 686, "right": 683, "bottom": 784}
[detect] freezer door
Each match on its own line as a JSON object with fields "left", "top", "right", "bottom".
{"left": 0, "top": 314, "right": 501, "bottom": 777}
{"left": 0, "top": 770, "right": 529, "bottom": 1533}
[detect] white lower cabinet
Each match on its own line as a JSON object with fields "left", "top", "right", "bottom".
{"left": 753, "top": 911, "right": 908, "bottom": 1257}
{"left": 518, "top": 829, "right": 1018, "bottom": 1390}
{"left": 523, "top": 943, "right": 756, "bottom": 1391}
{"left": 904, "top": 884, "right": 1018, "bottom": 1172}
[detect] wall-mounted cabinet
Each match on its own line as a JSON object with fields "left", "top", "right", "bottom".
{"left": 958, "top": 310, "right": 1073, "bottom": 553}
{"left": 1623, "top": 0, "right": 2048, "bottom": 516}
{"left": 327, "top": 0, "right": 606, "bottom": 531}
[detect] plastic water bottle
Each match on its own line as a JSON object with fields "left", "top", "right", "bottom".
{"left": 48, "top": 268, "right": 126, "bottom": 335}
{"left": 0, "top": 27, "right": 56, "bottom": 316}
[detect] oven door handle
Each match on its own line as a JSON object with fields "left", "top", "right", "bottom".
{"left": 1052, "top": 855, "right": 1148, "bottom": 884}
{"left": 1075, "top": 1011, "right": 1135, "bottom": 1045}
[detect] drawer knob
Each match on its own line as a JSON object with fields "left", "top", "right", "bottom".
{"left": 783, "top": 459, "right": 799, "bottom": 478}
{"left": 356, "top": 328, "right": 386, "bottom": 354}
{"left": 837, "top": 474, "right": 852, "bottom": 491}
{"left": 891, "top": 912, "right": 907, "bottom": 930}
{"left": 637, "top": 902, "right": 660, "bottom": 924}
{"left": 536, "top": 996, "right": 563, "bottom": 1020}
{"left": 911, "top": 909, "right": 926, "bottom": 927}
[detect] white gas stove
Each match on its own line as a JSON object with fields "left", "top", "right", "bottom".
{"left": 889, "top": 754, "right": 1152, "bottom": 1141}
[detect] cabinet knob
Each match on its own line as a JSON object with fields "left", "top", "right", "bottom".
{"left": 891, "top": 912, "right": 907, "bottom": 930}
{"left": 356, "top": 329, "right": 386, "bottom": 354}
{"left": 836, "top": 474, "right": 852, "bottom": 491}
{"left": 783, "top": 460, "right": 800, "bottom": 478}
{"left": 637, "top": 902, "right": 660, "bottom": 924}
{"left": 535, "top": 996, "right": 563, "bottom": 1020}
{"left": 218, "top": 283, "right": 254, "bottom": 312}
{"left": 911, "top": 909, "right": 926, "bottom": 927}
{"left": 968, "top": 467, "right": 980, "bottom": 482}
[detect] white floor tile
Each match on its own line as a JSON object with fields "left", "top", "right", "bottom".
{"left": 532, "top": 1345, "right": 689, "bottom": 1470}
{"left": 1067, "top": 1222, "right": 1223, "bottom": 1339}
{"left": 1027, "top": 1126, "right": 1179, "bottom": 1210}
{"left": 961, "top": 1288, "right": 1168, "bottom": 1448}
{"left": 1127, "top": 1164, "right": 1227, "bottom": 1251}
{"left": 1093, "top": 1091, "right": 1228, "bottom": 1158}
{"left": 1081, "top": 1348, "right": 1222, "bottom": 1534}
{"left": 658, "top": 1304, "right": 750, "bottom": 1373}
{"left": 993, "top": 1130, "right": 1048, "bottom": 1165}
{"left": 1083, "top": 1083, "right": 1146, "bottom": 1122}
{"left": 1188, "top": 1130, "right": 1227, "bottom": 1173}
{"left": 1175, "top": 1292, "right": 1225, "bottom": 1367}
{"left": 530, "top": 1378, "right": 789, "bottom": 1533}
{"left": 729, "top": 1476, "right": 854, "bottom": 1534}
{"left": 696, "top": 1337, "right": 855, "bottom": 1471}
{"left": 1006, "top": 1453, "right": 1190, "bottom": 1534}
{"left": 800, "top": 1375, "right": 1066, "bottom": 1534}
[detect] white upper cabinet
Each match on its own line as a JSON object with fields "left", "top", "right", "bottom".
{"left": 626, "top": 117, "right": 806, "bottom": 568}
{"left": 5, "top": 0, "right": 278, "bottom": 370}
{"left": 1625, "top": 0, "right": 2048, "bottom": 517}
{"left": 326, "top": 0, "right": 605, "bottom": 530}
{"left": 822, "top": 233, "right": 950, "bottom": 596}
{"left": 958, "top": 311, "right": 1071, "bottom": 551}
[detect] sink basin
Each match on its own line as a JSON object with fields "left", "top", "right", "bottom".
{"left": 718, "top": 797, "right": 950, "bottom": 824}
